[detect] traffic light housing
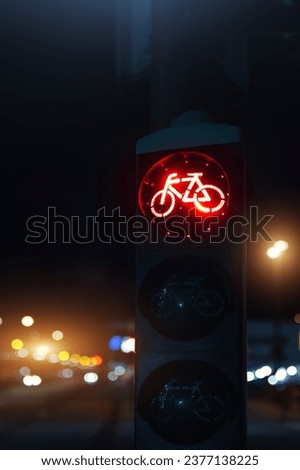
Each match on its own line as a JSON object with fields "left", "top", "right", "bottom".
{"left": 135, "top": 113, "right": 246, "bottom": 449}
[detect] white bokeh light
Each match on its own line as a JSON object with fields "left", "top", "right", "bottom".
{"left": 23, "top": 375, "right": 42, "bottom": 386}
{"left": 84, "top": 372, "right": 98, "bottom": 384}
{"left": 108, "top": 371, "right": 118, "bottom": 382}
{"left": 52, "top": 330, "right": 64, "bottom": 341}
{"left": 21, "top": 316, "right": 34, "bottom": 327}
{"left": 275, "top": 367, "right": 287, "bottom": 381}
{"left": 120, "top": 337, "right": 135, "bottom": 353}
{"left": 287, "top": 365, "right": 297, "bottom": 376}
{"left": 247, "top": 371, "right": 255, "bottom": 382}
{"left": 268, "top": 375, "right": 278, "bottom": 386}
{"left": 19, "top": 367, "right": 30, "bottom": 377}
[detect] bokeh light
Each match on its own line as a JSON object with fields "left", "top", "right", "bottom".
{"left": 120, "top": 337, "right": 135, "bottom": 353}
{"left": 274, "top": 240, "right": 289, "bottom": 252}
{"left": 267, "top": 240, "right": 289, "bottom": 259}
{"left": 268, "top": 375, "right": 278, "bottom": 386}
{"left": 48, "top": 353, "right": 60, "bottom": 363}
{"left": 0, "top": 317, "right": 3, "bottom": 325}
{"left": 108, "top": 371, "right": 118, "bottom": 382}
{"left": 115, "top": 365, "right": 126, "bottom": 376}
{"left": 58, "top": 368, "right": 74, "bottom": 379}
{"left": 58, "top": 351, "right": 70, "bottom": 362}
{"left": 255, "top": 365, "right": 272, "bottom": 379}
{"left": 19, "top": 366, "right": 30, "bottom": 376}
{"left": 11, "top": 339, "right": 24, "bottom": 350}
{"left": 79, "top": 355, "right": 90, "bottom": 366}
{"left": 23, "top": 375, "right": 42, "bottom": 386}
{"left": 287, "top": 365, "right": 297, "bottom": 376}
{"left": 17, "top": 348, "right": 29, "bottom": 358}
{"left": 31, "top": 375, "right": 42, "bottom": 386}
{"left": 70, "top": 353, "right": 81, "bottom": 364}
{"left": 294, "top": 313, "right": 300, "bottom": 324}
{"left": 21, "top": 315, "right": 34, "bottom": 327}
{"left": 37, "top": 345, "right": 49, "bottom": 356}
{"left": 84, "top": 372, "right": 98, "bottom": 384}
{"left": 62, "top": 368, "right": 73, "bottom": 378}
{"left": 275, "top": 367, "right": 287, "bottom": 381}
{"left": 52, "top": 330, "right": 64, "bottom": 341}
{"left": 23, "top": 376, "right": 33, "bottom": 386}
{"left": 266, "top": 246, "right": 281, "bottom": 259}
{"left": 247, "top": 371, "right": 255, "bottom": 382}
{"left": 260, "top": 365, "right": 272, "bottom": 376}
{"left": 33, "top": 345, "right": 49, "bottom": 361}
{"left": 255, "top": 368, "right": 265, "bottom": 379}
{"left": 90, "top": 355, "right": 103, "bottom": 366}
{"left": 33, "top": 352, "right": 45, "bottom": 361}
{"left": 109, "top": 335, "right": 122, "bottom": 351}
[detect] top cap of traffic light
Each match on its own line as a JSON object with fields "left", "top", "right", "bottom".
{"left": 137, "top": 111, "right": 241, "bottom": 155}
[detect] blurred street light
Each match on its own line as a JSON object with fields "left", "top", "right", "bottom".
{"left": 21, "top": 316, "right": 34, "bottom": 327}
{"left": 52, "top": 330, "right": 64, "bottom": 341}
{"left": 11, "top": 339, "right": 24, "bottom": 350}
{"left": 266, "top": 239, "right": 289, "bottom": 259}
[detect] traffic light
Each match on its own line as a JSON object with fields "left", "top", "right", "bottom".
{"left": 135, "top": 112, "right": 246, "bottom": 449}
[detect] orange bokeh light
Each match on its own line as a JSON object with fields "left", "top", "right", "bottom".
{"left": 90, "top": 354, "right": 103, "bottom": 366}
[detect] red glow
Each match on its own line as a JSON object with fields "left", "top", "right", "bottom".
{"left": 91, "top": 354, "right": 103, "bottom": 366}
{"left": 139, "top": 151, "right": 229, "bottom": 220}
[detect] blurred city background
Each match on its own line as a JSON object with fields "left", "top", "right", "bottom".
{"left": 0, "top": 0, "right": 300, "bottom": 449}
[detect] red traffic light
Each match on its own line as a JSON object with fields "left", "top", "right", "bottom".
{"left": 138, "top": 151, "right": 229, "bottom": 221}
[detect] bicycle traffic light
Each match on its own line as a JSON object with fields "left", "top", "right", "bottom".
{"left": 135, "top": 113, "right": 246, "bottom": 449}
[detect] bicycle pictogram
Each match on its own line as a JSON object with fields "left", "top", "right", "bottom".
{"left": 150, "top": 172, "right": 226, "bottom": 217}
{"left": 151, "top": 379, "right": 226, "bottom": 423}
{"left": 151, "top": 275, "right": 224, "bottom": 320}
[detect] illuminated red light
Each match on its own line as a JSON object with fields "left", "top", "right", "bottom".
{"left": 91, "top": 354, "right": 103, "bottom": 366}
{"left": 139, "top": 151, "right": 229, "bottom": 220}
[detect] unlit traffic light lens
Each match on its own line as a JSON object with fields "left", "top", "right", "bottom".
{"left": 138, "top": 360, "right": 236, "bottom": 445}
{"left": 138, "top": 256, "right": 233, "bottom": 340}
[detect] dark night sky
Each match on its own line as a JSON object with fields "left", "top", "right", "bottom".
{"left": 0, "top": 1, "right": 136, "bottom": 332}
{"left": 0, "top": 0, "right": 299, "bottom": 324}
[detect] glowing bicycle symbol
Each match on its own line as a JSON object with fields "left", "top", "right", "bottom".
{"left": 150, "top": 172, "right": 226, "bottom": 217}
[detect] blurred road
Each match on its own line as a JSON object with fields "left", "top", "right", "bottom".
{"left": 0, "top": 420, "right": 134, "bottom": 450}
{"left": 248, "top": 418, "right": 300, "bottom": 450}
{"left": 1, "top": 382, "right": 300, "bottom": 449}
{"left": 0, "top": 381, "right": 134, "bottom": 450}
